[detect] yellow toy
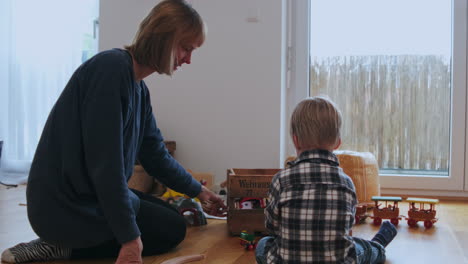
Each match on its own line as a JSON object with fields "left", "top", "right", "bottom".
{"left": 162, "top": 179, "right": 208, "bottom": 203}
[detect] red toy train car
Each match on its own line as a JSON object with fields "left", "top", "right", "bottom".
{"left": 355, "top": 196, "right": 439, "bottom": 229}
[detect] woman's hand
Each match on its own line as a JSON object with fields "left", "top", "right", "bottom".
{"left": 197, "top": 185, "right": 227, "bottom": 217}
{"left": 115, "top": 237, "right": 143, "bottom": 264}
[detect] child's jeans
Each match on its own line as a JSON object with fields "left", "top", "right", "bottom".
{"left": 255, "top": 236, "right": 270, "bottom": 264}
{"left": 353, "top": 237, "right": 386, "bottom": 264}
{"left": 255, "top": 236, "right": 386, "bottom": 264}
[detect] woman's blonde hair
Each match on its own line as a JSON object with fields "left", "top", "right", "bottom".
{"left": 290, "top": 96, "right": 342, "bottom": 150}
{"left": 125, "top": 0, "right": 206, "bottom": 75}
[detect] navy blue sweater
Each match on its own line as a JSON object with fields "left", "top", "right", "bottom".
{"left": 26, "top": 49, "right": 201, "bottom": 248}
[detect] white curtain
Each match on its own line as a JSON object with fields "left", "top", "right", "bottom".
{"left": 0, "top": 0, "right": 98, "bottom": 183}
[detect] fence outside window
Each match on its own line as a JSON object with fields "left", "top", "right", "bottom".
{"left": 310, "top": 55, "right": 451, "bottom": 174}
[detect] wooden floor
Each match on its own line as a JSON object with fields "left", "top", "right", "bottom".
{"left": 1, "top": 185, "right": 468, "bottom": 264}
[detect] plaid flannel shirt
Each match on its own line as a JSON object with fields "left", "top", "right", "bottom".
{"left": 265, "top": 149, "right": 358, "bottom": 263}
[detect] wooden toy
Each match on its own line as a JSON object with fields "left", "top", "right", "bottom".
{"left": 239, "top": 230, "right": 258, "bottom": 250}
{"left": 355, "top": 203, "right": 369, "bottom": 224}
{"left": 160, "top": 254, "right": 204, "bottom": 264}
{"left": 371, "top": 196, "right": 403, "bottom": 226}
{"left": 406, "top": 197, "right": 439, "bottom": 229}
{"left": 358, "top": 196, "right": 441, "bottom": 230}
{"left": 227, "top": 168, "right": 281, "bottom": 235}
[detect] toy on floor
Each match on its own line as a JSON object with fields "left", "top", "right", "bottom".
{"left": 239, "top": 230, "right": 258, "bottom": 250}
{"left": 162, "top": 179, "right": 208, "bottom": 203}
{"left": 163, "top": 188, "right": 189, "bottom": 202}
{"left": 357, "top": 196, "right": 439, "bottom": 229}
{"left": 370, "top": 196, "right": 403, "bottom": 226}
{"left": 160, "top": 254, "right": 205, "bottom": 264}
{"left": 405, "top": 197, "right": 439, "bottom": 229}
{"left": 237, "top": 197, "right": 267, "bottom": 209}
{"left": 354, "top": 203, "right": 368, "bottom": 224}
{"left": 170, "top": 198, "right": 207, "bottom": 226}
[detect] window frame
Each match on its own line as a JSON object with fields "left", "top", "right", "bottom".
{"left": 287, "top": 0, "right": 467, "bottom": 192}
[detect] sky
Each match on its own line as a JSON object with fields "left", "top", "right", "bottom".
{"left": 310, "top": 0, "right": 452, "bottom": 57}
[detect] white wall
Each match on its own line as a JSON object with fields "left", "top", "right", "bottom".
{"left": 100, "top": 0, "right": 284, "bottom": 184}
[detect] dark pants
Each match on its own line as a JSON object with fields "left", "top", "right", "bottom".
{"left": 71, "top": 189, "right": 186, "bottom": 259}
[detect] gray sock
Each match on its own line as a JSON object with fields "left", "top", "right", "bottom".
{"left": 1, "top": 238, "right": 71, "bottom": 263}
{"left": 371, "top": 221, "right": 398, "bottom": 247}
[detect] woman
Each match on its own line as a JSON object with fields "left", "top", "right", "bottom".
{"left": 1, "top": 1, "right": 225, "bottom": 263}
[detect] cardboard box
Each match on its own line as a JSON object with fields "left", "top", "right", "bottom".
{"left": 128, "top": 141, "right": 176, "bottom": 194}
{"left": 188, "top": 170, "right": 214, "bottom": 190}
{"left": 227, "top": 168, "right": 281, "bottom": 235}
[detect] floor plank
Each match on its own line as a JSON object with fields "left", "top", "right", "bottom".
{"left": 1, "top": 185, "right": 467, "bottom": 263}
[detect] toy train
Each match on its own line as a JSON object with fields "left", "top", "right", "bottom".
{"left": 355, "top": 196, "right": 439, "bottom": 229}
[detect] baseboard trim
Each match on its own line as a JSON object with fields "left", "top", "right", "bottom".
{"left": 382, "top": 188, "right": 468, "bottom": 201}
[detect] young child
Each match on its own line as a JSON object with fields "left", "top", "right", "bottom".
{"left": 255, "top": 96, "right": 397, "bottom": 264}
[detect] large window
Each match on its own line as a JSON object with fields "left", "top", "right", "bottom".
{"left": 0, "top": 0, "right": 99, "bottom": 179}
{"left": 287, "top": 0, "right": 467, "bottom": 192}
{"left": 310, "top": 0, "right": 451, "bottom": 175}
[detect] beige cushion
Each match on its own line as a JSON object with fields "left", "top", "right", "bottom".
{"left": 335, "top": 150, "right": 380, "bottom": 204}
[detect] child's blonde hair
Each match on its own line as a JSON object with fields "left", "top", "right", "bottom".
{"left": 125, "top": 0, "right": 206, "bottom": 76}
{"left": 290, "top": 96, "right": 342, "bottom": 150}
